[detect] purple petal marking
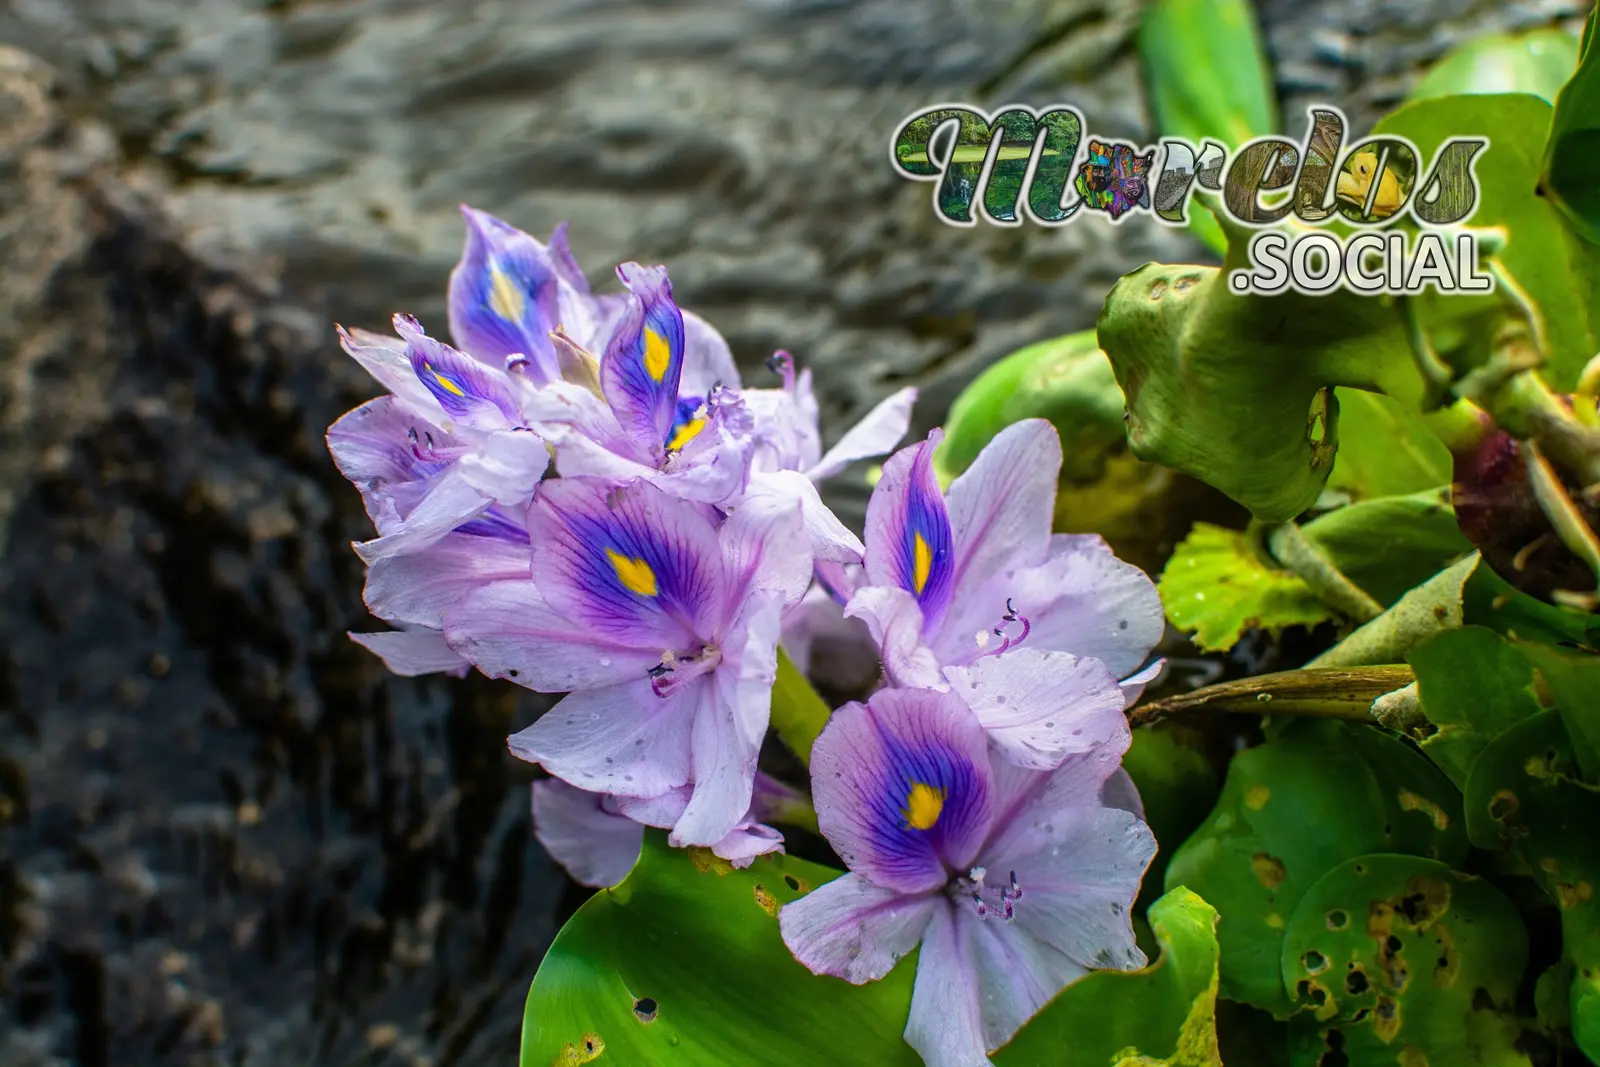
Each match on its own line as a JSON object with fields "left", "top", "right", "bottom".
{"left": 903, "top": 905, "right": 990, "bottom": 1067}
{"left": 348, "top": 628, "right": 470, "bottom": 677}
{"left": 531, "top": 780, "right": 643, "bottom": 888}
{"left": 810, "top": 688, "right": 994, "bottom": 895}
{"left": 779, "top": 873, "right": 937, "bottom": 985}
{"left": 808, "top": 386, "right": 919, "bottom": 483}
{"left": 336, "top": 325, "right": 439, "bottom": 414}
{"left": 528, "top": 476, "right": 725, "bottom": 654}
{"left": 943, "top": 649, "right": 1129, "bottom": 771}
{"left": 443, "top": 579, "right": 662, "bottom": 692}
{"left": 447, "top": 206, "right": 564, "bottom": 382}
{"left": 865, "top": 430, "right": 955, "bottom": 627}
{"left": 395, "top": 314, "right": 521, "bottom": 427}
{"left": 508, "top": 675, "right": 700, "bottom": 799}
{"left": 601, "top": 263, "right": 687, "bottom": 456}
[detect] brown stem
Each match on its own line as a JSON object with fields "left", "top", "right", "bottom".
{"left": 1128, "top": 666, "right": 1415, "bottom": 729}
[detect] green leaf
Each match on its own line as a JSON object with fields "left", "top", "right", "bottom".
{"left": 1280, "top": 854, "right": 1531, "bottom": 1066}
{"left": 1322, "top": 392, "right": 1453, "bottom": 503}
{"left": 1540, "top": 6, "right": 1600, "bottom": 245}
{"left": 1138, "top": 0, "right": 1277, "bottom": 257}
{"left": 1374, "top": 93, "right": 1600, "bottom": 389}
{"left": 1163, "top": 719, "right": 1467, "bottom": 1017}
{"left": 1306, "top": 553, "right": 1479, "bottom": 669}
{"left": 1462, "top": 561, "right": 1600, "bottom": 646}
{"left": 1462, "top": 712, "right": 1600, "bottom": 1060}
{"left": 1407, "top": 625, "right": 1542, "bottom": 786}
{"left": 1407, "top": 27, "right": 1582, "bottom": 104}
{"left": 933, "top": 329, "right": 1127, "bottom": 484}
{"left": 1300, "top": 486, "right": 1470, "bottom": 607}
{"left": 1123, "top": 724, "right": 1223, "bottom": 910}
{"left": 1159, "top": 523, "right": 1337, "bottom": 654}
{"left": 995, "top": 888, "right": 1222, "bottom": 1066}
{"left": 1515, "top": 640, "right": 1600, "bottom": 781}
{"left": 521, "top": 834, "right": 918, "bottom": 1067}
{"left": 770, "top": 646, "right": 833, "bottom": 766}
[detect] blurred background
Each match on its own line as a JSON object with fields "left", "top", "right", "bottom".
{"left": 0, "top": 0, "right": 1588, "bottom": 1064}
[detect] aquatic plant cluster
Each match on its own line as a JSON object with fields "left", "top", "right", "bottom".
{"left": 326, "top": 207, "right": 1169, "bottom": 1065}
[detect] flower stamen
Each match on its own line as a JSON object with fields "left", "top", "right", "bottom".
{"left": 980, "top": 597, "right": 1032, "bottom": 659}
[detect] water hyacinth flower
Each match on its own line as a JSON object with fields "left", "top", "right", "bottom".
{"left": 844, "top": 418, "right": 1165, "bottom": 768}
{"left": 531, "top": 772, "right": 812, "bottom": 888}
{"left": 328, "top": 314, "right": 550, "bottom": 562}
{"left": 448, "top": 207, "right": 619, "bottom": 384}
{"left": 779, "top": 687, "right": 1155, "bottom": 1067}
{"left": 445, "top": 475, "right": 812, "bottom": 847}
{"left": 520, "top": 262, "right": 763, "bottom": 508}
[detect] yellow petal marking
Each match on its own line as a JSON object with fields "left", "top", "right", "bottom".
{"left": 487, "top": 263, "right": 525, "bottom": 323}
{"left": 903, "top": 782, "right": 945, "bottom": 831}
{"left": 667, "top": 417, "right": 706, "bottom": 452}
{"left": 912, "top": 531, "right": 933, "bottom": 595}
{"left": 606, "top": 548, "right": 659, "bottom": 597}
{"left": 643, "top": 327, "right": 672, "bottom": 383}
{"left": 425, "top": 363, "right": 467, "bottom": 397}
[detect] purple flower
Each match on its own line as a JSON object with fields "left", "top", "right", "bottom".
{"left": 531, "top": 772, "right": 810, "bottom": 888}
{"left": 844, "top": 419, "right": 1166, "bottom": 769}
{"left": 328, "top": 314, "right": 549, "bottom": 562}
{"left": 446, "top": 475, "right": 812, "bottom": 847}
{"left": 779, "top": 687, "right": 1154, "bottom": 1066}
{"left": 523, "top": 264, "right": 757, "bottom": 508}
{"left": 446, "top": 207, "right": 620, "bottom": 385}
{"left": 739, "top": 352, "right": 919, "bottom": 566}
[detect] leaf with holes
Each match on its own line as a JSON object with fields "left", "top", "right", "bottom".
{"left": 1280, "top": 854, "right": 1530, "bottom": 1066}
{"left": 1159, "top": 523, "right": 1337, "bottom": 654}
{"left": 994, "top": 888, "right": 1222, "bottom": 1066}
{"left": 1463, "top": 712, "right": 1600, "bottom": 1060}
{"left": 1163, "top": 719, "right": 1467, "bottom": 1018}
{"left": 521, "top": 832, "right": 919, "bottom": 1067}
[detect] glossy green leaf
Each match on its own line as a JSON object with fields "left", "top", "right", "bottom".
{"left": 521, "top": 833, "right": 918, "bottom": 1067}
{"left": 1462, "top": 712, "right": 1600, "bottom": 1060}
{"left": 1515, "top": 640, "right": 1600, "bottom": 782}
{"left": 1407, "top": 625, "right": 1542, "bottom": 786}
{"left": 1163, "top": 719, "right": 1467, "bottom": 1017}
{"left": 1407, "top": 27, "right": 1581, "bottom": 104}
{"left": 1280, "top": 854, "right": 1531, "bottom": 1066}
{"left": 1307, "top": 553, "right": 1479, "bottom": 669}
{"left": 1540, "top": 6, "right": 1600, "bottom": 245}
{"left": 994, "top": 888, "right": 1222, "bottom": 1066}
{"left": 933, "top": 330, "right": 1126, "bottom": 485}
{"left": 1138, "top": 0, "right": 1277, "bottom": 256}
{"left": 1300, "top": 486, "right": 1470, "bottom": 607}
{"left": 1159, "top": 523, "right": 1337, "bottom": 653}
{"left": 1375, "top": 93, "right": 1600, "bottom": 389}
{"left": 1322, "top": 391, "right": 1453, "bottom": 503}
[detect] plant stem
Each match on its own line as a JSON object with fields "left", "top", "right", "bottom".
{"left": 1264, "top": 520, "right": 1384, "bottom": 622}
{"left": 770, "top": 647, "right": 833, "bottom": 767}
{"left": 1128, "top": 665, "right": 1415, "bottom": 729}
